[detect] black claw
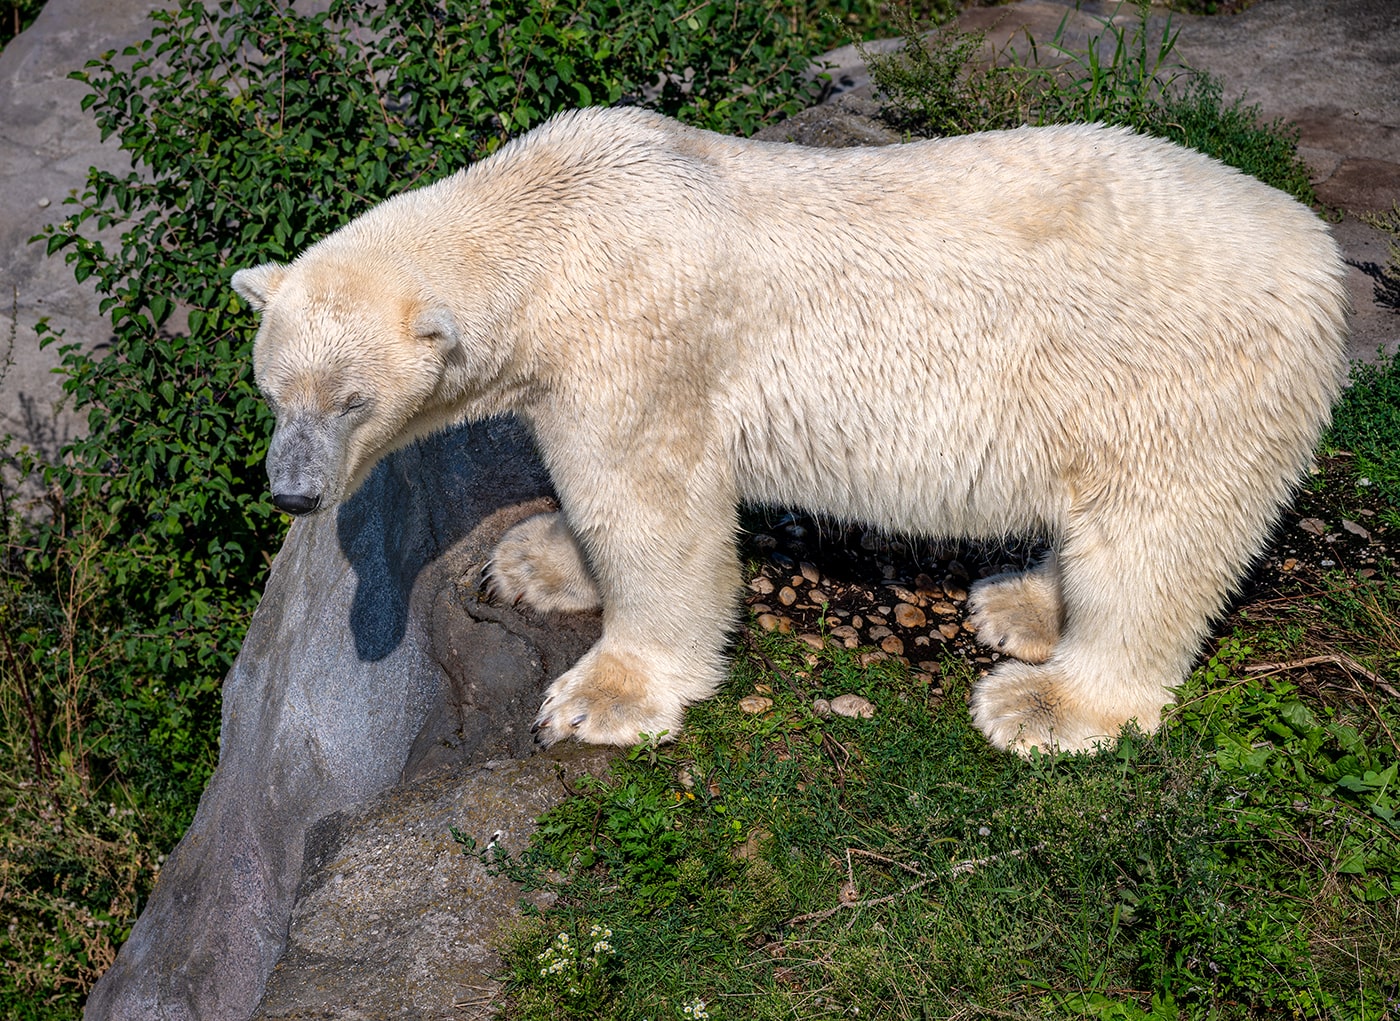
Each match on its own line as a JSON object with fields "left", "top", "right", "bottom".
{"left": 570, "top": 713, "right": 587, "bottom": 728}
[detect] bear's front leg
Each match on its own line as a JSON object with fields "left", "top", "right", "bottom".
{"left": 527, "top": 451, "right": 742, "bottom": 747}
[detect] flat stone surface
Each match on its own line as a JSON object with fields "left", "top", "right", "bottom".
{"left": 0, "top": 0, "right": 165, "bottom": 463}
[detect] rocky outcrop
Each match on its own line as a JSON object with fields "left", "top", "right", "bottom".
{"left": 83, "top": 421, "right": 604, "bottom": 1021}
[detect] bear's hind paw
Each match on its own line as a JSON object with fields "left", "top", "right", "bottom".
{"left": 970, "top": 662, "right": 1121, "bottom": 756}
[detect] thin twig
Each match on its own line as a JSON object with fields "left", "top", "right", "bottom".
{"left": 784, "top": 843, "right": 1046, "bottom": 927}
{"left": 1246, "top": 654, "right": 1400, "bottom": 699}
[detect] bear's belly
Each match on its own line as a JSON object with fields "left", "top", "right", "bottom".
{"left": 726, "top": 412, "right": 1058, "bottom": 541}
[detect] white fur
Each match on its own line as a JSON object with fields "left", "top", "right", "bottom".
{"left": 233, "top": 106, "right": 1348, "bottom": 753}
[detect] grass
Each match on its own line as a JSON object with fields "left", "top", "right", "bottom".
{"left": 469, "top": 269, "right": 1400, "bottom": 1021}
{"left": 472, "top": 617, "right": 1398, "bottom": 1019}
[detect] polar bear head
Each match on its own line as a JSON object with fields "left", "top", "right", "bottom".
{"left": 232, "top": 255, "right": 467, "bottom": 515}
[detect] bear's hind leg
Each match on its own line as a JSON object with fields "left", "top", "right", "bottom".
{"left": 967, "top": 553, "right": 1062, "bottom": 664}
{"left": 971, "top": 504, "right": 1227, "bottom": 755}
{"left": 486, "top": 512, "right": 602, "bottom": 613}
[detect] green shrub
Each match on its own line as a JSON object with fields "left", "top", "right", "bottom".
{"left": 2, "top": 0, "right": 822, "bottom": 1012}
{"left": 0, "top": 0, "right": 44, "bottom": 50}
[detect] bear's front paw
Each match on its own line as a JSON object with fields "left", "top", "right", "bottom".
{"left": 967, "top": 568, "right": 1061, "bottom": 664}
{"left": 486, "top": 512, "right": 602, "bottom": 614}
{"left": 970, "top": 661, "right": 1120, "bottom": 756}
{"left": 532, "top": 651, "right": 685, "bottom": 747}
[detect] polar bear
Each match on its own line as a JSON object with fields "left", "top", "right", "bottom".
{"left": 231, "top": 106, "right": 1348, "bottom": 754}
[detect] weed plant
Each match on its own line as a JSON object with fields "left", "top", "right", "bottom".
{"left": 1360, "top": 204, "right": 1400, "bottom": 313}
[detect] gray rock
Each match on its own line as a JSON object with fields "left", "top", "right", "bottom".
{"left": 0, "top": 0, "right": 163, "bottom": 467}
{"left": 84, "top": 419, "right": 602, "bottom": 1021}
{"left": 251, "top": 746, "right": 614, "bottom": 1021}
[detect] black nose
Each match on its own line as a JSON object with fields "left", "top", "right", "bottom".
{"left": 272, "top": 492, "right": 321, "bottom": 515}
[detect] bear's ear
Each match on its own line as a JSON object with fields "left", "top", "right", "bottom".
{"left": 231, "top": 263, "right": 289, "bottom": 312}
{"left": 410, "top": 305, "right": 460, "bottom": 355}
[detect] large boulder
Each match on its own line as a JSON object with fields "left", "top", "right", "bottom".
{"left": 83, "top": 420, "right": 603, "bottom": 1021}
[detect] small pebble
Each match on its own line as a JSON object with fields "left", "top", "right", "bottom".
{"left": 930, "top": 600, "right": 958, "bottom": 616}
{"left": 851, "top": 614, "right": 864, "bottom": 629}
{"left": 750, "top": 602, "right": 772, "bottom": 614}
{"left": 880, "top": 635, "right": 905, "bottom": 656}
{"left": 831, "top": 694, "right": 876, "bottom": 719}
{"left": 858, "top": 651, "right": 887, "bottom": 667}
{"left": 800, "top": 561, "right": 821, "bottom": 585}
{"left": 37, "top": 196, "right": 51, "bottom": 208}
{"left": 939, "top": 623, "right": 960, "bottom": 640}
{"left": 963, "top": 620, "right": 978, "bottom": 633}
{"left": 757, "top": 613, "right": 792, "bottom": 633}
{"left": 798, "top": 633, "right": 824, "bottom": 650}
{"left": 739, "top": 695, "right": 773, "bottom": 715}
{"left": 1342, "top": 519, "right": 1371, "bottom": 539}
{"left": 1299, "top": 517, "right": 1327, "bottom": 536}
{"left": 887, "top": 584, "right": 921, "bottom": 605}
{"left": 894, "top": 603, "right": 926, "bottom": 628}
{"left": 778, "top": 586, "right": 798, "bottom": 606}
{"left": 829, "top": 625, "right": 859, "bottom": 641}
{"left": 868, "top": 625, "right": 893, "bottom": 640}
{"left": 749, "top": 576, "right": 775, "bottom": 595}
{"left": 812, "top": 698, "right": 832, "bottom": 718}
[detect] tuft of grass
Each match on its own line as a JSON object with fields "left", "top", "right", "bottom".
{"left": 1327, "top": 350, "right": 1400, "bottom": 514}
{"left": 862, "top": 1, "right": 1316, "bottom": 202}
